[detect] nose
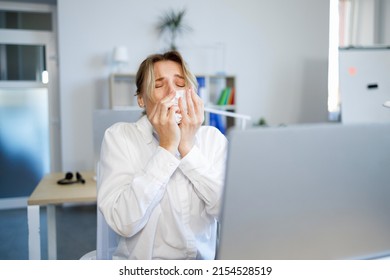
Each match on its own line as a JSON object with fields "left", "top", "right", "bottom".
{"left": 167, "top": 81, "right": 176, "bottom": 92}
{"left": 166, "top": 81, "right": 176, "bottom": 97}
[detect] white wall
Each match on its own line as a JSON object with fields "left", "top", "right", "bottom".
{"left": 57, "top": 0, "right": 329, "bottom": 171}
{"left": 379, "top": 0, "right": 390, "bottom": 44}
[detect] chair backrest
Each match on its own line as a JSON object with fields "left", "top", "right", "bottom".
{"left": 93, "top": 109, "right": 143, "bottom": 172}
{"left": 95, "top": 162, "right": 120, "bottom": 260}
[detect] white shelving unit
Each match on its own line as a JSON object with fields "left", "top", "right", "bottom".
{"left": 109, "top": 73, "right": 238, "bottom": 132}
{"left": 108, "top": 73, "right": 138, "bottom": 108}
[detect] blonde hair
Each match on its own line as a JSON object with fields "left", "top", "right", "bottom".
{"left": 135, "top": 51, "right": 197, "bottom": 101}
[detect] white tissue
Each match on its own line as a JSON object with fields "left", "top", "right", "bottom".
{"left": 173, "top": 90, "right": 186, "bottom": 123}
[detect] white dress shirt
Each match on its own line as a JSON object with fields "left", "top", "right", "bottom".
{"left": 98, "top": 115, "right": 228, "bottom": 259}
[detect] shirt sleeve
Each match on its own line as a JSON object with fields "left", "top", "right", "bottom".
{"left": 98, "top": 124, "right": 180, "bottom": 237}
{"left": 179, "top": 127, "right": 228, "bottom": 218}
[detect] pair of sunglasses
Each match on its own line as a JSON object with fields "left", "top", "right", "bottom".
{"left": 57, "top": 172, "right": 85, "bottom": 185}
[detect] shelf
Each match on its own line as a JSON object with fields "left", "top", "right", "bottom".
{"left": 207, "top": 104, "right": 236, "bottom": 110}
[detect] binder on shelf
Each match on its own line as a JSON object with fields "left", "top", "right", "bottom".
{"left": 209, "top": 112, "right": 226, "bottom": 134}
{"left": 196, "top": 76, "right": 208, "bottom": 104}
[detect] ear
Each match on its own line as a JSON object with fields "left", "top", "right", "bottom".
{"left": 137, "top": 94, "right": 145, "bottom": 108}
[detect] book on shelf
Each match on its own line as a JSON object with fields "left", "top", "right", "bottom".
{"left": 227, "top": 87, "right": 235, "bottom": 105}
{"left": 216, "top": 87, "right": 235, "bottom": 106}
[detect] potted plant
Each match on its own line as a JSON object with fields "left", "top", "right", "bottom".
{"left": 156, "top": 8, "right": 192, "bottom": 51}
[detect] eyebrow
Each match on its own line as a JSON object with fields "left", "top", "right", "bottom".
{"left": 155, "top": 74, "right": 185, "bottom": 82}
{"left": 175, "top": 74, "right": 185, "bottom": 80}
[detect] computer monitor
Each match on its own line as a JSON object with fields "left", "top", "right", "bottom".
{"left": 217, "top": 123, "right": 390, "bottom": 259}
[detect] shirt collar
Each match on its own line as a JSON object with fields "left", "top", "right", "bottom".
{"left": 135, "top": 115, "right": 154, "bottom": 144}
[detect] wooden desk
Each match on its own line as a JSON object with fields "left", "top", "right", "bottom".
{"left": 27, "top": 171, "right": 96, "bottom": 260}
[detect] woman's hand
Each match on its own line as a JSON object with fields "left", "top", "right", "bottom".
{"left": 148, "top": 92, "right": 180, "bottom": 154}
{"left": 178, "top": 88, "right": 204, "bottom": 157}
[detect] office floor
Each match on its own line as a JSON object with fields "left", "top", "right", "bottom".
{"left": 0, "top": 204, "right": 96, "bottom": 260}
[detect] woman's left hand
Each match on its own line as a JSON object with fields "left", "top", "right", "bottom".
{"left": 178, "top": 88, "right": 204, "bottom": 157}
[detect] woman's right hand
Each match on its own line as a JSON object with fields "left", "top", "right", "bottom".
{"left": 148, "top": 92, "right": 180, "bottom": 154}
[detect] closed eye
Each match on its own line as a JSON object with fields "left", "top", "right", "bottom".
{"left": 175, "top": 75, "right": 185, "bottom": 87}
{"left": 155, "top": 77, "right": 164, "bottom": 88}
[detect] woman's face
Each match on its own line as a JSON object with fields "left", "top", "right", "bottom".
{"left": 139, "top": 60, "right": 186, "bottom": 117}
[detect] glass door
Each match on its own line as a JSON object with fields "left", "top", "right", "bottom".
{"left": 0, "top": 2, "right": 59, "bottom": 203}
{"left": 0, "top": 87, "right": 49, "bottom": 198}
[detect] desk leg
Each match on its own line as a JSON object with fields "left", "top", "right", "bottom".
{"left": 47, "top": 205, "right": 57, "bottom": 260}
{"left": 28, "top": 205, "right": 41, "bottom": 260}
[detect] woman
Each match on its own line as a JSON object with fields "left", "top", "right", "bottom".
{"left": 98, "top": 51, "right": 227, "bottom": 259}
